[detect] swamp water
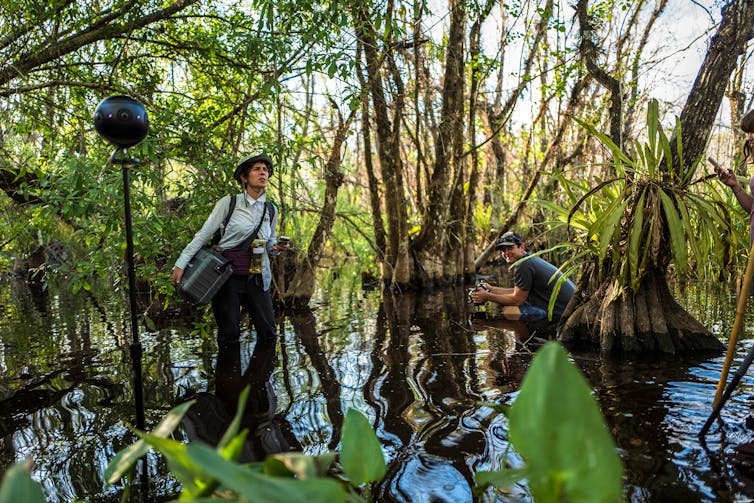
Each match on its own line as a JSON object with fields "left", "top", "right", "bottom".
{"left": 1, "top": 271, "right": 754, "bottom": 502}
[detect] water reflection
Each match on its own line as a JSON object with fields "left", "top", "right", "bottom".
{"left": 182, "top": 337, "right": 299, "bottom": 461}
{"left": 2, "top": 277, "right": 754, "bottom": 502}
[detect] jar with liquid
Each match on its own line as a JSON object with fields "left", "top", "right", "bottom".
{"left": 249, "top": 239, "right": 266, "bottom": 274}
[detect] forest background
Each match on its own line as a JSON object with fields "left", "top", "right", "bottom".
{"left": 1, "top": 0, "right": 753, "bottom": 351}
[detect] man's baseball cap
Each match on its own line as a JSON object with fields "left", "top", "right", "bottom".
{"left": 234, "top": 154, "right": 274, "bottom": 182}
{"left": 495, "top": 231, "right": 523, "bottom": 249}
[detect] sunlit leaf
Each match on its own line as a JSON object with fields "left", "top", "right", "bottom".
{"left": 264, "top": 452, "right": 336, "bottom": 479}
{"left": 475, "top": 468, "right": 529, "bottom": 491}
{"left": 105, "top": 400, "right": 196, "bottom": 484}
{"left": 647, "top": 98, "right": 658, "bottom": 154}
{"left": 184, "top": 443, "right": 346, "bottom": 503}
{"left": 658, "top": 190, "right": 688, "bottom": 275}
{"left": 594, "top": 197, "right": 628, "bottom": 268}
{"left": 508, "top": 342, "right": 623, "bottom": 503}
{"left": 340, "top": 408, "right": 386, "bottom": 485}
{"left": 628, "top": 189, "right": 646, "bottom": 291}
{"left": 218, "top": 386, "right": 250, "bottom": 452}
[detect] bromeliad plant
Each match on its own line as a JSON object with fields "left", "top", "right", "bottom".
{"left": 540, "top": 99, "right": 733, "bottom": 291}
{"left": 537, "top": 99, "right": 730, "bottom": 353}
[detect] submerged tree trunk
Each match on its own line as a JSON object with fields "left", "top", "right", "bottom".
{"left": 352, "top": 2, "right": 412, "bottom": 287}
{"left": 559, "top": 267, "right": 723, "bottom": 354}
{"left": 413, "top": 0, "right": 465, "bottom": 286}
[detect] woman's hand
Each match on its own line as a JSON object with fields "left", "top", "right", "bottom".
{"left": 714, "top": 164, "right": 738, "bottom": 188}
{"left": 170, "top": 266, "right": 184, "bottom": 285}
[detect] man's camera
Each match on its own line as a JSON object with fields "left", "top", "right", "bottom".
{"left": 467, "top": 282, "right": 490, "bottom": 306}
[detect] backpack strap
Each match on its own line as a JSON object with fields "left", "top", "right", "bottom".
{"left": 210, "top": 194, "right": 237, "bottom": 246}
{"left": 238, "top": 202, "right": 269, "bottom": 250}
{"left": 265, "top": 201, "right": 275, "bottom": 223}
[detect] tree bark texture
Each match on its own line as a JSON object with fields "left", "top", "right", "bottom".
{"left": 576, "top": 0, "right": 622, "bottom": 147}
{"left": 678, "top": 0, "right": 754, "bottom": 169}
{"left": 413, "top": 0, "right": 466, "bottom": 286}
{"left": 559, "top": 267, "right": 724, "bottom": 354}
{"left": 352, "top": 3, "right": 412, "bottom": 286}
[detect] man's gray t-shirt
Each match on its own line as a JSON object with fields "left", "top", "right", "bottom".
{"left": 512, "top": 254, "right": 575, "bottom": 315}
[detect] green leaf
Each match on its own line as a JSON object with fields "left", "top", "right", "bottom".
{"left": 647, "top": 98, "right": 658, "bottom": 154}
{"left": 183, "top": 443, "right": 346, "bottom": 503}
{"left": 105, "top": 400, "right": 196, "bottom": 484}
{"left": 627, "top": 189, "right": 646, "bottom": 291}
{"left": 475, "top": 468, "right": 529, "bottom": 490}
{"left": 658, "top": 190, "right": 688, "bottom": 275}
{"left": 340, "top": 408, "right": 386, "bottom": 485}
{"left": 659, "top": 126, "right": 673, "bottom": 180}
{"left": 218, "top": 386, "right": 250, "bottom": 452}
{"left": 593, "top": 196, "right": 628, "bottom": 269}
{"left": 0, "top": 463, "right": 46, "bottom": 503}
{"left": 508, "top": 342, "right": 623, "bottom": 503}
{"left": 264, "top": 452, "right": 336, "bottom": 479}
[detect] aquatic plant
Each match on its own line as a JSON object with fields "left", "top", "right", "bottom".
{"left": 476, "top": 341, "right": 623, "bottom": 502}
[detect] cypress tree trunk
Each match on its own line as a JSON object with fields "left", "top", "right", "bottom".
{"left": 559, "top": 267, "right": 724, "bottom": 354}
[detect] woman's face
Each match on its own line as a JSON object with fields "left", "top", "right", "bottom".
{"left": 241, "top": 162, "right": 270, "bottom": 191}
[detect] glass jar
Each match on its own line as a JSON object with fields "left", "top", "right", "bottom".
{"left": 249, "top": 239, "right": 266, "bottom": 274}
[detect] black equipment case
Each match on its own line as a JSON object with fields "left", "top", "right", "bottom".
{"left": 176, "top": 247, "right": 233, "bottom": 305}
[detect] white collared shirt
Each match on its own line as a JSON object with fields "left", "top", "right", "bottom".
{"left": 175, "top": 192, "right": 279, "bottom": 290}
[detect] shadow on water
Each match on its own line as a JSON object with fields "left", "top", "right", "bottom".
{"left": 3, "top": 271, "right": 754, "bottom": 501}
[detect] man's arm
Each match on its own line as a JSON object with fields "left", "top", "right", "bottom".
{"left": 471, "top": 285, "right": 529, "bottom": 306}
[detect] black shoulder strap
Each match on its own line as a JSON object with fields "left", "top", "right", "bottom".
{"left": 265, "top": 201, "right": 275, "bottom": 222}
{"left": 238, "top": 201, "right": 271, "bottom": 250}
{"left": 210, "top": 195, "right": 236, "bottom": 246}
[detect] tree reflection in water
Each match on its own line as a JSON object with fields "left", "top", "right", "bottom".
{"left": 1, "top": 278, "right": 753, "bottom": 502}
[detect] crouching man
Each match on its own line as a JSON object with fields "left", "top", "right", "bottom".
{"left": 470, "top": 232, "right": 575, "bottom": 322}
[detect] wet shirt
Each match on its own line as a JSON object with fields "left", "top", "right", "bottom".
{"left": 175, "top": 192, "right": 279, "bottom": 291}
{"left": 512, "top": 253, "right": 575, "bottom": 316}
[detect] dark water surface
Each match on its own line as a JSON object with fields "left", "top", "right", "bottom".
{"left": 2, "top": 273, "right": 754, "bottom": 502}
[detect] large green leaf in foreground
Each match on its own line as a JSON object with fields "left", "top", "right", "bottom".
{"left": 0, "top": 463, "right": 46, "bottom": 503}
{"left": 509, "top": 342, "right": 623, "bottom": 503}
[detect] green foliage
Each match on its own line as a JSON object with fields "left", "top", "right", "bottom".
{"left": 476, "top": 341, "right": 623, "bottom": 503}
{"left": 536, "top": 99, "right": 732, "bottom": 292}
{"left": 101, "top": 393, "right": 387, "bottom": 501}
{"left": 0, "top": 462, "right": 46, "bottom": 503}
{"left": 340, "top": 409, "right": 387, "bottom": 485}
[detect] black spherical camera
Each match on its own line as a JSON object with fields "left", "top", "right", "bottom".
{"left": 93, "top": 95, "right": 149, "bottom": 148}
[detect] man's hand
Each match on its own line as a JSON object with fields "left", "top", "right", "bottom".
{"left": 469, "top": 287, "right": 488, "bottom": 304}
